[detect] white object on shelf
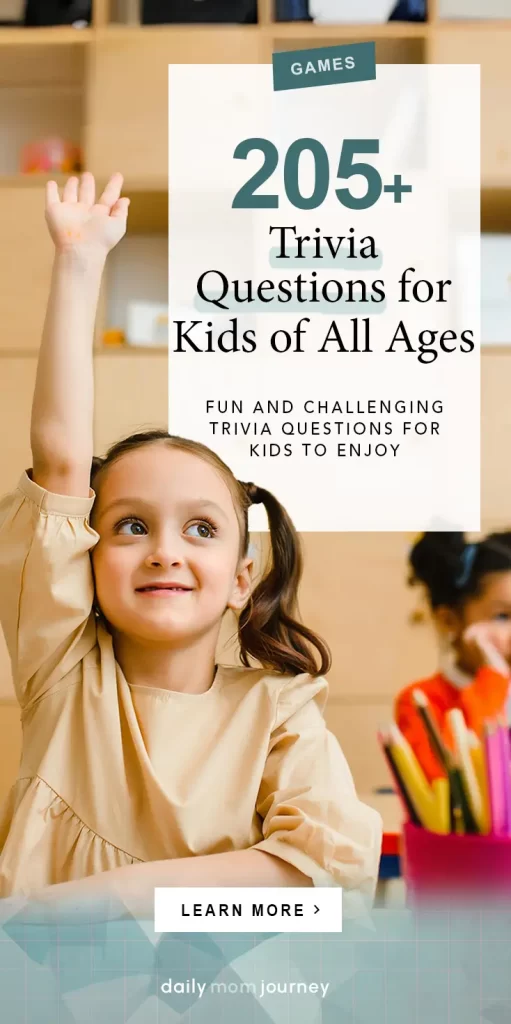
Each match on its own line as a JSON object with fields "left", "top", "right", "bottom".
{"left": 455, "top": 234, "right": 511, "bottom": 346}
{"left": 440, "top": 0, "right": 510, "bottom": 17}
{"left": 126, "top": 302, "right": 168, "bottom": 347}
{"left": 481, "top": 235, "right": 511, "bottom": 346}
{"left": 309, "top": 0, "right": 395, "bottom": 23}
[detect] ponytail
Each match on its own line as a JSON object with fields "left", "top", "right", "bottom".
{"left": 238, "top": 483, "right": 331, "bottom": 678}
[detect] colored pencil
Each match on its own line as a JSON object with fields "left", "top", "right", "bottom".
{"left": 378, "top": 729, "right": 421, "bottom": 827}
{"left": 447, "top": 709, "right": 484, "bottom": 833}
{"left": 412, "top": 689, "right": 450, "bottom": 775}
{"left": 388, "top": 724, "right": 448, "bottom": 834}
{"left": 496, "top": 721, "right": 511, "bottom": 836}
{"left": 431, "top": 776, "right": 450, "bottom": 835}
{"left": 484, "top": 723, "right": 507, "bottom": 836}
{"left": 467, "top": 731, "right": 490, "bottom": 835}
{"left": 413, "top": 690, "right": 478, "bottom": 833}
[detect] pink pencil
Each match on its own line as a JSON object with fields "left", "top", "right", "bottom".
{"left": 496, "top": 723, "right": 511, "bottom": 836}
{"left": 484, "top": 724, "right": 507, "bottom": 836}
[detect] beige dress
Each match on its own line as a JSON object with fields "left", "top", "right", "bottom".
{"left": 0, "top": 471, "right": 382, "bottom": 898}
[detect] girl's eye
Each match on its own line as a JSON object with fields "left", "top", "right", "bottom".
{"left": 116, "top": 519, "right": 147, "bottom": 537}
{"left": 493, "top": 612, "right": 511, "bottom": 622}
{"left": 185, "top": 521, "right": 216, "bottom": 540}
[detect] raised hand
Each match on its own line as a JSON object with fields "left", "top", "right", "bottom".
{"left": 45, "top": 172, "right": 130, "bottom": 256}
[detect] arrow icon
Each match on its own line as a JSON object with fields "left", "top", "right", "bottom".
{"left": 314, "top": 906, "right": 319, "bottom": 914}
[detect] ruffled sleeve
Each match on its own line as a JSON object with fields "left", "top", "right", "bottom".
{"left": 253, "top": 673, "right": 382, "bottom": 896}
{"left": 0, "top": 471, "right": 99, "bottom": 708}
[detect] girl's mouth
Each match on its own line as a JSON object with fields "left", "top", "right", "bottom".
{"left": 135, "top": 584, "right": 193, "bottom": 594}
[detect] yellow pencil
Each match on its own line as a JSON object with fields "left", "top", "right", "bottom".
{"left": 431, "top": 777, "right": 450, "bottom": 834}
{"left": 447, "top": 709, "right": 484, "bottom": 833}
{"left": 388, "top": 724, "right": 448, "bottom": 834}
{"left": 467, "top": 731, "right": 490, "bottom": 835}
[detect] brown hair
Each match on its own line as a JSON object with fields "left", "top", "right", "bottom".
{"left": 91, "top": 430, "right": 331, "bottom": 678}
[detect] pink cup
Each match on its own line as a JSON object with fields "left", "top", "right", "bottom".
{"left": 403, "top": 821, "right": 511, "bottom": 900}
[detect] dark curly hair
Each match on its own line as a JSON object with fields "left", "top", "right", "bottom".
{"left": 409, "top": 531, "right": 511, "bottom": 610}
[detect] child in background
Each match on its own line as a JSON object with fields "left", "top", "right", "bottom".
{"left": 395, "top": 532, "right": 511, "bottom": 782}
{"left": 0, "top": 172, "right": 381, "bottom": 910}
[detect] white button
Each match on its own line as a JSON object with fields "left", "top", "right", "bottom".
{"left": 154, "top": 887, "right": 343, "bottom": 933}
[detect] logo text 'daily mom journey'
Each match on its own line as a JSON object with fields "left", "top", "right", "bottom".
{"left": 160, "top": 978, "right": 331, "bottom": 999}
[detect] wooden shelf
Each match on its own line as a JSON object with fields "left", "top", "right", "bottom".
{"left": 481, "top": 189, "right": 511, "bottom": 233}
{"left": 0, "top": 173, "right": 68, "bottom": 187}
{"left": 96, "top": 346, "right": 168, "bottom": 355}
{"left": 0, "top": 19, "right": 507, "bottom": 48}
{"left": 271, "top": 21, "right": 428, "bottom": 39}
{"left": 0, "top": 22, "right": 432, "bottom": 48}
{"left": 0, "top": 27, "right": 92, "bottom": 45}
{"left": 435, "top": 19, "right": 511, "bottom": 31}
{"left": 98, "top": 22, "right": 262, "bottom": 37}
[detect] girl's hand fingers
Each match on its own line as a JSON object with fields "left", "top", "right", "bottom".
{"left": 45, "top": 180, "right": 60, "bottom": 209}
{"left": 78, "top": 171, "right": 95, "bottom": 207}
{"left": 62, "top": 176, "right": 79, "bottom": 203}
{"left": 110, "top": 197, "right": 130, "bottom": 219}
{"left": 464, "top": 622, "right": 510, "bottom": 675}
{"left": 96, "top": 172, "right": 124, "bottom": 211}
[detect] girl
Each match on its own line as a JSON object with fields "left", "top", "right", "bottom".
{"left": 395, "top": 531, "right": 511, "bottom": 782}
{"left": 0, "top": 172, "right": 381, "bottom": 911}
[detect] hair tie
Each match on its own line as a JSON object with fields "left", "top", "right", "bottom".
{"left": 243, "top": 482, "right": 263, "bottom": 506}
{"left": 455, "top": 543, "right": 478, "bottom": 589}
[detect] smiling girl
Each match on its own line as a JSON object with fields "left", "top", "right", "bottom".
{"left": 0, "top": 172, "right": 381, "bottom": 910}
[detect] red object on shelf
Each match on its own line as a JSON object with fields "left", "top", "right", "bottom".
{"left": 20, "top": 138, "right": 82, "bottom": 175}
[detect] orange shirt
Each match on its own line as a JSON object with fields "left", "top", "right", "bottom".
{"left": 394, "top": 667, "right": 510, "bottom": 782}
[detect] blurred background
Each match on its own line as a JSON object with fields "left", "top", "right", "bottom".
{"left": 0, "top": 0, "right": 510, "bottom": 825}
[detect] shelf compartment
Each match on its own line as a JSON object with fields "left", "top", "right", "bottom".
{"left": 0, "top": 37, "right": 87, "bottom": 87}
{"left": 0, "top": 86, "right": 83, "bottom": 176}
{"left": 99, "top": 233, "right": 167, "bottom": 348}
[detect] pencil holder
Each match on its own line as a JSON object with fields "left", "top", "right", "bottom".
{"left": 402, "top": 821, "right": 511, "bottom": 899}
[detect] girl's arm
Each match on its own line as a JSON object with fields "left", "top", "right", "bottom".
{"left": 31, "top": 172, "right": 129, "bottom": 497}
{"left": 0, "top": 173, "right": 129, "bottom": 705}
{"left": 32, "top": 850, "right": 311, "bottom": 918}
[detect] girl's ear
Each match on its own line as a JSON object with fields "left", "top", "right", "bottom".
{"left": 434, "top": 604, "right": 461, "bottom": 643}
{"left": 227, "top": 556, "right": 253, "bottom": 612}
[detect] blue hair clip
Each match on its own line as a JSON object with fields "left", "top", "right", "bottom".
{"left": 455, "top": 543, "right": 477, "bottom": 589}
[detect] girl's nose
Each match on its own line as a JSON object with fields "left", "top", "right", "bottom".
{"left": 144, "top": 537, "right": 185, "bottom": 569}
{"left": 145, "top": 552, "right": 183, "bottom": 569}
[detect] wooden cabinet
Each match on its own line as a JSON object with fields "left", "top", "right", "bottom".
{"left": 430, "top": 30, "right": 511, "bottom": 187}
{"left": 0, "top": 358, "right": 36, "bottom": 704}
{"left": 0, "top": 188, "right": 53, "bottom": 352}
{"left": 86, "top": 29, "right": 265, "bottom": 186}
{"left": 93, "top": 350, "right": 168, "bottom": 454}
{"left": 0, "top": 358, "right": 35, "bottom": 487}
{"left": 481, "top": 354, "right": 511, "bottom": 528}
{"left": 299, "top": 533, "right": 436, "bottom": 701}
